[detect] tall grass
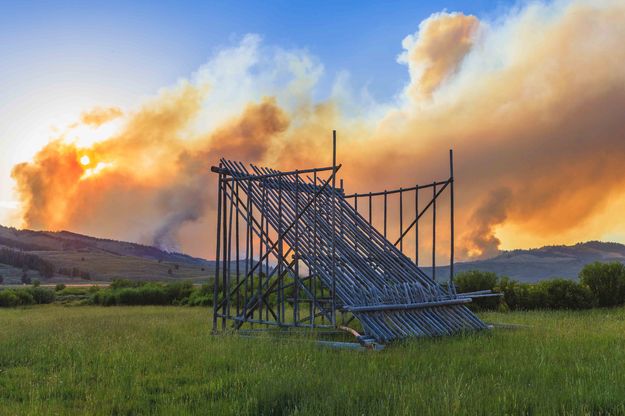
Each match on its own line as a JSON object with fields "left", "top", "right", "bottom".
{"left": 1, "top": 306, "right": 625, "bottom": 415}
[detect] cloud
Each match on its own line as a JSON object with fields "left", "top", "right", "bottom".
{"left": 10, "top": 0, "right": 625, "bottom": 261}
{"left": 79, "top": 106, "right": 123, "bottom": 126}
{"left": 399, "top": 12, "right": 480, "bottom": 99}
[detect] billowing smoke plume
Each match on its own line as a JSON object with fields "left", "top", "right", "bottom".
{"left": 10, "top": 0, "right": 625, "bottom": 260}
{"left": 399, "top": 12, "right": 480, "bottom": 99}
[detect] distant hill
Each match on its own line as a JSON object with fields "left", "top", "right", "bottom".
{"left": 2, "top": 223, "right": 623, "bottom": 285}
{"left": 0, "top": 225, "right": 215, "bottom": 284}
{"left": 436, "top": 241, "right": 625, "bottom": 283}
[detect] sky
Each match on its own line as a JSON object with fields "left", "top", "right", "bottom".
{"left": 0, "top": 0, "right": 509, "bottom": 191}
{"left": 2, "top": 0, "right": 625, "bottom": 260}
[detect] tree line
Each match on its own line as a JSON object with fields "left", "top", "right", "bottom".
{"left": 0, "top": 248, "right": 55, "bottom": 279}
{"left": 455, "top": 261, "right": 625, "bottom": 311}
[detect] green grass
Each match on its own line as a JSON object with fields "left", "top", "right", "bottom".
{"left": 2, "top": 307, "right": 625, "bottom": 415}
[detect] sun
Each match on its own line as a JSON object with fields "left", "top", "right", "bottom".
{"left": 80, "top": 155, "right": 91, "bottom": 166}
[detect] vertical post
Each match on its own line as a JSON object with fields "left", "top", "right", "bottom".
{"left": 368, "top": 192, "right": 373, "bottom": 264}
{"left": 212, "top": 172, "right": 223, "bottom": 332}
{"left": 294, "top": 171, "right": 300, "bottom": 325}
{"left": 243, "top": 181, "right": 251, "bottom": 322}
{"left": 415, "top": 186, "right": 419, "bottom": 266}
{"left": 258, "top": 184, "right": 265, "bottom": 321}
{"left": 221, "top": 175, "right": 229, "bottom": 330}
{"left": 449, "top": 149, "right": 455, "bottom": 286}
{"left": 249, "top": 184, "right": 254, "bottom": 327}
{"left": 226, "top": 182, "right": 234, "bottom": 323}
{"left": 399, "top": 188, "right": 403, "bottom": 253}
{"left": 331, "top": 130, "right": 337, "bottom": 326}
{"left": 278, "top": 173, "right": 284, "bottom": 324}
{"left": 432, "top": 182, "right": 436, "bottom": 282}
{"left": 312, "top": 171, "right": 318, "bottom": 326}
{"left": 368, "top": 193, "right": 372, "bottom": 226}
{"left": 383, "top": 190, "right": 388, "bottom": 280}
{"left": 354, "top": 194, "right": 358, "bottom": 252}
{"left": 235, "top": 182, "right": 240, "bottom": 316}
{"left": 383, "top": 191, "right": 387, "bottom": 240}
{"left": 264, "top": 206, "right": 269, "bottom": 322}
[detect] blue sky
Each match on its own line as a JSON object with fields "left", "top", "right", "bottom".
{"left": 1, "top": 0, "right": 515, "bottom": 102}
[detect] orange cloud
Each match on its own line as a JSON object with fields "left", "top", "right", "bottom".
{"left": 79, "top": 106, "right": 123, "bottom": 126}
{"left": 10, "top": 1, "right": 625, "bottom": 261}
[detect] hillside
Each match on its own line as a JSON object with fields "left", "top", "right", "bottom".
{"left": 0, "top": 225, "right": 214, "bottom": 284}
{"left": 2, "top": 223, "right": 624, "bottom": 285}
{"left": 441, "top": 241, "right": 625, "bottom": 282}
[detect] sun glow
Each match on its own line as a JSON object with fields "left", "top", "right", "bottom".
{"left": 80, "top": 155, "right": 91, "bottom": 166}
{"left": 81, "top": 161, "right": 113, "bottom": 180}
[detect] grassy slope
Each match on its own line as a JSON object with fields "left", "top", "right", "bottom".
{"left": 0, "top": 225, "right": 214, "bottom": 283}
{"left": 35, "top": 250, "right": 212, "bottom": 282}
{"left": 1, "top": 307, "right": 625, "bottom": 415}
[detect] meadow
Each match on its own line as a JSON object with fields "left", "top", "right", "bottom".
{"left": 2, "top": 306, "right": 625, "bottom": 415}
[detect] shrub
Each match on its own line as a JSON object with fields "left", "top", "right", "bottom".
{"left": 13, "top": 289, "right": 34, "bottom": 305}
{"left": 165, "top": 280, "right": 193, "bottom": 302}
{"left": 91, "top": 290, "right": 118, "bottom": 306}
{"left": 0, "top": 290, "right": 19, "bottom": 307}
{"left": 579, "top": 262, "right": 625, "bottom": 307}
{"left": 535, "top": 279, "right": 593, "bottom": 310}
{"left": 455, "top": 270, "right": 498, "bottom": 292}
{"left": 28, "top": 287, "right": 55, "bottom": 304}
{"left": 188, "top": 284, "right": 213, "bottom": 306}
{"left": 454, "top": 270, "right": 500, "bottom": 310}
{"left": 496, "top": 277, "right": 521, "bottom": 310}
{"left": 32, "top": 279, "right": 40, "bottom": 287}
{"left": 55, "top": 284, "right": 66, "bottom": 291}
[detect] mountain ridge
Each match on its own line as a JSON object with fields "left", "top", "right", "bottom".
{"left": 2, "top": 224, "right": 624, "bottom": 284}
{"left": 444, "top": 241, "right": 625, "bottom": 282}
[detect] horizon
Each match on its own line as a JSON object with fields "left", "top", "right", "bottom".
{"left": 1, "top": 222, "right": 621, "bottom": 264}
{"left": 2, "top": 0, "right": 625, "bottom": 262}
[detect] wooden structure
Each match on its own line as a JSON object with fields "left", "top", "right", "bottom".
{"left": 211, "top": 131, "right": 489, "bottom": 345}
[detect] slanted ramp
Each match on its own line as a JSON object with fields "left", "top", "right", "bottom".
{"left": 211, "top": 139, "right": 488, "bottom": 343}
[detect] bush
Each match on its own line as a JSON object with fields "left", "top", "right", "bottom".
{"left": 91, "top": 290, "right": 118, "bottom": 306}
{"left": 0, "top": 290, "right": 19, "bottom": 307}
{"left": 579, "top": 262, "right": 625, "bottom": 307}
{"left": 165, "top": 280, "right": 193, "bottom": 302}
{"left": 535, "top": 279, "right": 593, "bottom": 310}
{"left": 454, "top": 270, "right": 500, "bottom": 310}
{"left": 55, "top": 284, "right": 66, "bottom": 291}
{"left": 13, "top": 289, "right": 34, "bottom": 305}
{"left": 119, "top": 285, "right": 169, "bottom": 305}
{"left": 33, "top": 279, "right": 40, "bottom": 287}
{"left": 28, "top": 287, "right": 55, "bottom": 304}
{"left": 188, "top": 284, "right": 213, "bottom": 306}
{"left": 455, "top": 270, "right": 498, "bottom": 292}
{"left": 92, "top": 281, "right": 201, "bottom": 306}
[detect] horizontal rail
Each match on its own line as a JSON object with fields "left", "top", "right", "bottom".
{"left": 211, "top": 164, "right": 338, "bottom": 181}
{"left": 343, "top": 298, "right": 471, "bottom": 313}
{"left": 343, "top": 178, "right": 451, "bottom": 198}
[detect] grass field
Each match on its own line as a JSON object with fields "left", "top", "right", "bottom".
{"left": 2, "top": 307, "right": 625, "bottom": 415}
